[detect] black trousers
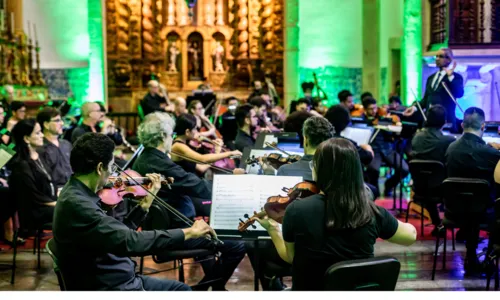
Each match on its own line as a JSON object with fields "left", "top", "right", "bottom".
{"left": 140, "top": 275, "right": 191, "bottom": 291}
{"left": 245, "top": 240, "right": 291, "bottom": 290}
{"left": 181, "top": 237, "right": 246, "bottom": 290}
{"left": 366, "top": 150, "right": 409, "bottom": 194}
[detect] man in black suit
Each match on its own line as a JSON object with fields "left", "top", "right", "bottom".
{"left": 404, "top": 48, "right": 464, "bottom": 133}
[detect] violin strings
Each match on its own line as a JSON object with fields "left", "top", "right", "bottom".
{"left": 264, "top": 142, "right": 290, "bottom": 156}
{"left": 113, "top": 164, "right": 194, "bottom": 227}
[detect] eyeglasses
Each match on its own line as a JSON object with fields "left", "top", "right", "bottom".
{"left": 435, "top": 54, "right": 449, "bottom": 59}
{"left": 50, "top": 118, "right": 63, "bottom": 123}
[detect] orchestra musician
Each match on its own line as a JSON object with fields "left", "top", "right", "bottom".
{"left": 445, "top": 107, "right": 500, "bottom": 274}
{"left": 404, "top": 48, "right": 464, "bottom": 133}
{"left": 140, "top": 80, "right": 170, "bottom": 117}
{"left": 71, "top": 102, "right": 105, "bottom": 144}
{"left": 173, "top": 97, "right": 188, "bottom": 118}
{"left": 410, "top": 105, "right": 455, "bottom": 236}
{"left": 256, "top": 138, "right": 416, "bottom": 290}
{"left": 216, "top": 97, "right": 240, "bottom": 148}
{"left": 362, "top": 97, "right": 409, "bottom": 197}
{"left": 52, "top": 132, "right": 214, "bottom": 291}
{"left": 234, "top": 104, "right": 259, "bottom": 153}
{"left": 131, "top": 112, "right": 246, "bottom": 290}
{"left": 6, "top": 101, "right": 26, "bottom": 132}
{"left": 188, "top": 100, "right": 218, "bottom": 138}
{"left": 171, "top": 113, "right": 242, "bottom": 175}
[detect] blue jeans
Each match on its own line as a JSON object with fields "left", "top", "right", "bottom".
{"left": 140, "top": 275, "right": 191, "bottom": 291}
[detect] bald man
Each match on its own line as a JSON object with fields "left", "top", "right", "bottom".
{"left": 71, "top": 102, "right": 105, "bottom": 144}
{"left": 140, "top": 80, "right": 168, "bottom": 116}
{"left": 404, "top": 48, "right": 464, "bottom": 132}
{"left": 174, "top": 97, "right": 187, "bottom": 117}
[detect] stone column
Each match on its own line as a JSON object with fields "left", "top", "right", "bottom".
{"left": 283, "top": 0, "right": 299, "bottom": 111}
{"left": 402, "top": 0, "right": 422, "bottom": 105}
{"left": 362, "top": 0, "right": 381, "bottom": 101}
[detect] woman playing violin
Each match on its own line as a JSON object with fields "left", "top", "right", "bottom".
{"left": 188, "top": 100, "right": 218, "bottom": 139}
{"left": 171, "top": 114, "right": 242, "bottom": 175}
{"left": 256, "top": 138, "right": 416, "bottom": 291}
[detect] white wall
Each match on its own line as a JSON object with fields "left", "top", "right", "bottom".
{"left": 299, "top": 0, "right": 363, "bottom": 68}
{"left": 23, "top": 0, "right": 89, "bottom": 69}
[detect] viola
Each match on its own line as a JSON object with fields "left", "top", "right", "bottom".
{"left": 198, "top": 136, "right": 237, "bottom": 170}
{"left": 350, "top": 104, "right": 365, "bottom": 117}
{"left": 98, "top": 169, "right": 174, "bottom": 206}
{"left": 246, "top": 153, "right": 301, "bottom": 170}
{"left": 238, "top": 181, "right": 319, "bottom": 231}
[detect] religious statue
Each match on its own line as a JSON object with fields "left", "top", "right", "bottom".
{"left": 168, "top": 43, "right": 180, "bottom": 72}
{"left": 188, "top": 41, "right": 203, "bottom": 80}
{"left": 212, "top": 41, "right": 225, "bottom": 72}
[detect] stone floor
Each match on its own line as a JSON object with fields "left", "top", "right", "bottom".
{"left": 0, "top": 237, "right": 494, "bottom": 291}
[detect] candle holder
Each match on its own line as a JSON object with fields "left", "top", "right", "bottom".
{"left": 27, "top": 34, "right": 34, "bottom": 85}
{"left": 8, "top": 32, "right": 19, "bottom": 85}
{"left": 34, "top": 41, "right": 44, "bottom": 86}
{"left": 18, "top": 34, "right": 30, "bottom": 86}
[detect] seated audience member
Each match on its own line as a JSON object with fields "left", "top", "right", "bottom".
{"left": 446, "top": 107, "right": 500, "bottom": 273}
{"left": 171, "top": 113, "right": 242, "bottom": 175}
{"left": 410, "top": 105, "right": 455, "bottom": 234}
{"left": 257, "top": 138, "right": 416, "bottom": 290}
{"left": 8, "top": 119, "right": 57, "bottom": 229}
{"left": 36, "top": 107, "right": 73, "bottom": 190}
{"left": 53, "top": 132, "right": 211, "bottom": 291}
{"left": 325, "top": 105, "right": 374, "bottom": 166}
{"left": 0, "top": 104, "right": 10, "bottom": 144}
{"left": 71, "top": 102, "right": 105, "bottom": 144}
{"left": 234, "top": 104, "right": 258, "bottom": 153}
{"left": 6, "top": 101, "right": 26, "bottom": 132}
{"left": 362, "top": 97, "right": 409, "bottom": 197}
{"left": 278, "top": 116, "right": 333, "bottom": 181}
{"left": 132, "top": 112, "right": 246, "bottom": 291}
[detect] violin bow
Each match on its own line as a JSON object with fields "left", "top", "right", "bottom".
{"left": 410, "top": 89, "right": 427, "bottom": 122}
{"left": 112, "top": 163, "right": 224, "bottom": 246}
{"left": 441, "top": 81, "right": 464, "bottom": 113}
{"left": 264, "top": 142, "right": 291, "bottom": 156}
{"left": 170, "top": 150, "right": 233, "bottom": 174}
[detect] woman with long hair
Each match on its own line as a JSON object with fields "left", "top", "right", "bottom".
{"left": 187, "top": 100, "right": 218, "bottom": 138}
{"left": 8, "top": 119, "right": 57, "bottom": 230}
{"left": 257, "top": 138, "right": 416, "bottom": 291}
{"left": 171, "top": 113, "right": 242, "bottom": 175}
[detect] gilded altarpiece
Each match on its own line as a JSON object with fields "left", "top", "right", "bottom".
{"left": 105, "top": 0, "right": 284, "bottom": 107}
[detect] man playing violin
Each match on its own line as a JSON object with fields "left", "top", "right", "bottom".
{"left": 362, "top": 97, "right": 409, "bottom": 197}
{"left": 132, "top": 112, "right": 246, "bottom": 290}
{"left": 53, "top": 133, "right": 214, "bottom": 291}
{"left": 234, "top": 104, "right": 259, "bottom": 153}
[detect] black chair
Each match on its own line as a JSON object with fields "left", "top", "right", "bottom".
{"left": 45, "top": 238, "right": 66, "bottom": 291}
{"left": 324, "top": 256, "right": 401, "bottom": 291}
{"left": 486, "top": 198, "right": 500, "bottom": 291}
{"left": 406, "top": 160, "right": 446, "bottom": 237}
{"left": 138, "top": 201, "right": 218, "bottom": 288}
{"left": 431, "top": 178, "right": 491, "bottom": 280}
{"left": 10, "top": 222, "right": 52, "bottom": 284}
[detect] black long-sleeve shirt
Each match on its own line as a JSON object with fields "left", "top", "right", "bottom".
{"left": 140, "top": 93, "right": 167, "bottom": 117}
{"left": 132, "top": 147, "right": 212, "bottom": 220}
{"left": 37, "top": 138, "right": 73, "bottom": 189}
{"left": 53, "top": 176, "right": 185, "bottom": 291}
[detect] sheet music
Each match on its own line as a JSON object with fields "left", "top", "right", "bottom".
{"left": 210, "top": 174, "right": 303, "bottom": 231}
{"left": 341, "top": 127, "right": 374, "bottom": 145}
{"left": 0, "top": 144, "right": 15, "bottom": 169}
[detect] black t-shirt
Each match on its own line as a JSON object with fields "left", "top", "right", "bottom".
{"left": 282, "top": 194, "right": 399, "bottom": 291}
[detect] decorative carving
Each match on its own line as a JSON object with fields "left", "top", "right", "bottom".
{"left": 209, "top": 71, "right": 226, "bottom": 87}
{"left": 177, "top": 0, "right": 189, "bottom": 26}
{"left": 168, "top": 41, "right": 181, "bottom": 72}
{"left": 212, "top": 40, "right": 225, "bottom": 72}
{"left": 106, "top": 0, "right": 117, "bottom": 55}
{"left": 237, "top": 0, "right": 249, "bottom": 59}
{"left": 205, "top": 0, "right": 215, "bottom": 26}
{"left": 167, "top": 0, "right": 176, "bottom": 25}
{"left": 142, "top": 0, "right": 154, "bottom": 57}
{"left": 248, "top": 0, "right": 260, "bottom": 59}
{"left": 163, "top": 71, "right": 182, "bottom": 89}
{"left": 261, "top": 0, "right": 273, "bottom": 56}
{"left": 116, "top": 0, "right": 130, "bottom": 55}
{"left": 216, "top": 0, "right": 224, "bottom": 25}
{"left": 130, "top": 0, "right": 142, "bottom": 57}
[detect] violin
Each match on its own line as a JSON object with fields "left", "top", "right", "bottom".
{"left": 198, "top": 136, "right": 237, "bottom": 170}
{"left": 237, "top": 181, "right": 319, "bottom": 231}
{"left": 246, "top": 153, "right": 301, "bottom": 170}
{"left": 170, "top": 150, "right": 235, "bottom": 174}
{"left": 106, "top": 164, "right": 224, "bottom": 247}
{"left": 350, "top": 104, "right": 365, "bottom": 117}
{"left": 98, "top": 169, "right": 174, "bottom": 206}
